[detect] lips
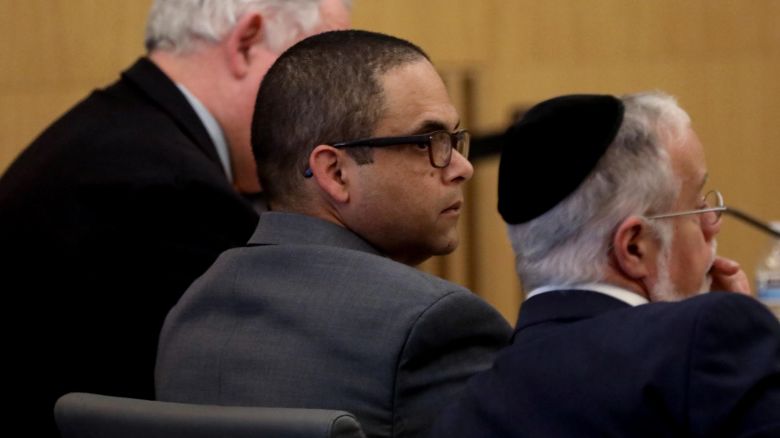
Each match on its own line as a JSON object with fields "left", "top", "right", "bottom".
{"left": 443, "top": 200, "right": 462, "bottom": 214}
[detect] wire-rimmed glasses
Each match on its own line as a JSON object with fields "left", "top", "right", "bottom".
{"left": 647, "top": 190, "right": 726, "bottom": 227}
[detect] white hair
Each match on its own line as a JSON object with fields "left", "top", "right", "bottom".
{"left": 144, "top": 0, "right": 330, "bottom": 54}
{"left": 648, "top": 221, "right": 676, "bottom": 301}
{"left": 506, "top": 91, "right": 692, "bottom": 290}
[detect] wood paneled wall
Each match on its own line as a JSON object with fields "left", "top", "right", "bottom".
{"left": 3, "top": 0, "right": 778, "bottom": 323}
{"left": 1, "top": 0, "right": 153, "bottom": 168}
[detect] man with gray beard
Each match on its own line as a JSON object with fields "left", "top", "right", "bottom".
{"left": 431, "top": 92, "right": 780, "bottom": 438}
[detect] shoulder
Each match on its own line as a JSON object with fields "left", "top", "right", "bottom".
{"left": 225, "top": 240, "right": 474, "bottom": 301}
{"left": 677, "top": 294, "right": 780, "bottom": 435}
{"left": 645, "top": 293, "right": 780, "bottom": 391}
{"left": 214, "top": 241, "right": 507, "bottom": 329}
{"left": 336, "top": 251, "right": 502, "bottom": 321}
{"left": 682, "top": 292, "right": 780, "bottom": 345}
{"left": 666, "top": 292, "right": 778, "bottom": 328}
{"left": 7, "top": 87, "right": 220, "bottom": 193}
{"left": 631, "top": 291, "right": 773, "bottom": 323}
{"left": 610, "top": 293, "right": 780, "bottom": 350}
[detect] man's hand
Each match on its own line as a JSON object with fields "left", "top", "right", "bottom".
{"left": 709, "top": 256, "right": 753, "bottom": 296}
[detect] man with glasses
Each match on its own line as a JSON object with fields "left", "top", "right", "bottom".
{"left": 155, "top": 30, "right": 512, "bottom": 438}
{"left": 431, "top": 93, "right": 780, "bottom": 437}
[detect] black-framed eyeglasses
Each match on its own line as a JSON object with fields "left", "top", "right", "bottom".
{"left": 647, "top": 190, "right": 727, "bottom": 227}
{"left": 331, "top": 129, "right": 470, "bottom": 168}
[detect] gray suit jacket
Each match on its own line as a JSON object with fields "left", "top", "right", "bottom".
{"left": 156, "top": 212, "right": 512, "bottom": 438}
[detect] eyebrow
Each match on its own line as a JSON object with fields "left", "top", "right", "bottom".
{"left": 409, "top": 119, "right": 461, "bottom": 135}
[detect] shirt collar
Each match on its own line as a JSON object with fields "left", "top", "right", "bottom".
{"left": 176, "top": 83, "right": 232, "bottom": 182}
{"left": 526, "top": 283, "right": 649, "bottom": 307}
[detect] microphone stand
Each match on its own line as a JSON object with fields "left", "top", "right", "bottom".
{"left": 725, "top": 206, "right": 780, "bottom": 238}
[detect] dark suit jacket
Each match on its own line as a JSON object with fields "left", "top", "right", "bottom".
{"left": 0, "top": 58, "right": 259, "bottom": 436}
{"left": 431, "top": 290, "right": 780, "bottom": 438}
{"left": 156, "top": 212, "right": 512, "bottom": 438}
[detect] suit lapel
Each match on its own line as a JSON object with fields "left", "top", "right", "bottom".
{"left": 121, "top": 58, "right": 224, "bottom": 171}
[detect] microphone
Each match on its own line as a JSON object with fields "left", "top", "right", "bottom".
{"left": 725, "top": 206, "right": 780, "bottom": 238}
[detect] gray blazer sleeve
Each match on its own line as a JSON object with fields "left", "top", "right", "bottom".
{"left": 392, "top": 290, "right": 513, "bottom": 437}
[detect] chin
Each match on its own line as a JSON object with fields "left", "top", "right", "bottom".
{"left": 436, "top": 238, "right": 459, "bottom": 256}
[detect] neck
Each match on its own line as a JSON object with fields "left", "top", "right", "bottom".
{"left": 150, "top": 48, "right": 226, "bottom": 103}
{"left": 149, "top": 50, "right": 261, "bottom": 193}
{"left": 230, "top": 144, "right": 261, "bottom": 193}
{"left": 601, "top": 260, "right": 651, "bottom": 301}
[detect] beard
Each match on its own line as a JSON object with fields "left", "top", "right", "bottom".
{"left": 649, "top": 228, "right": 717, "bottom": 302}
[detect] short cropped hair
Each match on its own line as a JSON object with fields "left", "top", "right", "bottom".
{"left": 507, "top": 91, "right": 691, "bottom": 290}
{"left": 251, "top": 29, "right": 430, "bottom": 203}
{"left": 144, "top": 0, "right": 324, "bottom": 54}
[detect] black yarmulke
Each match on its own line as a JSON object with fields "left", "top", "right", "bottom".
{"left": 498, "top": 94, "right": 624, "bottom": 224}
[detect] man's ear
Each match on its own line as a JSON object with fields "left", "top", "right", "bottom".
{"left": 612, "top": 216, "right": 657, "bottom": 281}
{"left": 225, "top": 12, "right": 264, "bottom": 78}
{"left": 309, "top": 145, "right": 350, "bottom": 204}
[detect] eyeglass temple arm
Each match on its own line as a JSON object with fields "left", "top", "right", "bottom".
{"left": 724, "top": 206, "right": 780, "bottom": 238}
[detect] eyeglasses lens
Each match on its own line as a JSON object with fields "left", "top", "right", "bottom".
{"left": 704, "top": 191, "right": 723, "bottom": 225}
{"left": 429, "top": 131, "right": 471, "bottom": 168}
{"left": 431, "top": 131, "right": 452, "bottom": 167}
{"left": 457, "top": 131, "right": 470, "bottom": 160}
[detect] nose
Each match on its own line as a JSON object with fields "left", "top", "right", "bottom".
{"left": 444, "top": 150, "right": 474, "bottom": 183}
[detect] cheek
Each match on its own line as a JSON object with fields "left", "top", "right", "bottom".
{"left": 669, "top": 230, "right": 713, "bottom": 285}
{"left": 687, "top": 228, "right": 713, "bottom": 264}
{"left": 395, "top": 187, "right": 433, "bottom": 225}
{"left": 362, "top": 173, "right": 422, "bottom": 222}
{"left": 372, "top": 155, "right": 445, "bottom": 222}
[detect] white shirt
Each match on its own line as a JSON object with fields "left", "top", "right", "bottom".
{"left": 526, "top": 283, "right": 649, "bottom": 307}
{"left": 176, "top": 83, "right": 232, "bottom": 182}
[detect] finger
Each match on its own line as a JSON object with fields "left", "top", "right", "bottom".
{"left": 710, "top": 268, "right": 753, "bottom": 296}
{"left": 710, "top": 256, "right": 740, "bottom": 276}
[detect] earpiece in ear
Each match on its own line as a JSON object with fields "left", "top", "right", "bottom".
{"left": 303, "top": 168, "right": 313, "bottom": 178}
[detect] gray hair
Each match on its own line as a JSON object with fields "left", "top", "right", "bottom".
{"left": 144, "top": 0, "right": 329, "bottom": 54}
{"left": 506, "top": 91, "right": 691, "bottom": 290}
